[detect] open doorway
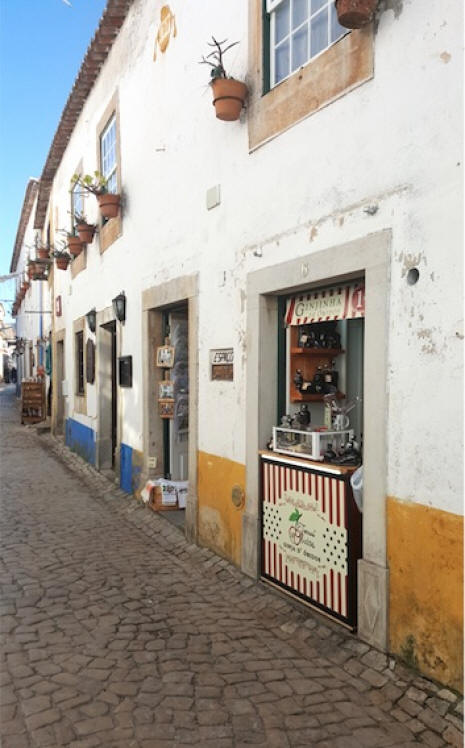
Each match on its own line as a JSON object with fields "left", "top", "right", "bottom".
{"left": 98, "top": 320, "right": 117, "bottom": 472}
{"left": 160, "top": 305, "right": 188, "bottom": 530}
{"left": 56, "top": 339, "right": 65, "bottom": 435}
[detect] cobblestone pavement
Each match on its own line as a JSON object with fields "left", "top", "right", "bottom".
{"left": 0, "top": 384, "right": 463, "bottom": 747}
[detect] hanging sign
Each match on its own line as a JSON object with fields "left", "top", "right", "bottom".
{"left": 285, "top": 283, "right": 365, "bottom": 326}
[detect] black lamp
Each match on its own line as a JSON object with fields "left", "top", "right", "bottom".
{"left": 86, "top": 308, "right": 97, "bottom": 333}
{"left": 112, "top": 291, "right": 126, "bottom": 323}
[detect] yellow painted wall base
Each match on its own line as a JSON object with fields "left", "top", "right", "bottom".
{"left": 197, "top": 451, "right": 245, "bottom": 567}
{"left": 387, "top": 497, "right": 463, "bottom": 692}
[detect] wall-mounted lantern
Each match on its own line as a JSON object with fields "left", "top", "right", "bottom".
{"left": 86, "top": 308, "right": 97, "bottom": 333}
{"left": 112, "top": 291, "right": 126, "bottom": 323}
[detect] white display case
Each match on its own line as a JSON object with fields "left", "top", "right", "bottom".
{"left": 272, "top": 426, "right": 354, "bottom": 461}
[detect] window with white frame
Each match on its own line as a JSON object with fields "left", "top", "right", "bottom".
{"left": 100, "top": 113, "right": 117, "bottom": 194}
{"left": 268, "top": 0, "right": 348, "bottom": 87}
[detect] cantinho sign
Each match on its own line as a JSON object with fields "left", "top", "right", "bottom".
{"left": 285, "top": 283, "right": 365, "bottom": 326}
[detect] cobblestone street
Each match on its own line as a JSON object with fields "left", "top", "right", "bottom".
{"left": 0, "top": 383, "right": 462, "bottom": 747}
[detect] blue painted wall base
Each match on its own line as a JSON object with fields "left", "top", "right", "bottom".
{"left": 120, "top": 443, "right": 142, "bottom": 494}
{"left": 65, "top": 418, "right": 96, "bottom": 466}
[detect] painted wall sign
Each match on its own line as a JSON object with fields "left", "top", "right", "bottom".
{"left": 210, "top": 348, "right": 234, "bottom": 380}
{"left": 153, "top": 5, "right": 177, "bottom": 61}
{"left": 261, "top": 458, "right": 361, "bottom": 625}
{"left": 285, "top": 283, "right": 365, "bottom": 326}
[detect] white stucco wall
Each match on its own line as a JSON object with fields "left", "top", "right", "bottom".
{"left": 14, "top": 195, "right": 52, "bottom": 379}
{"left": 49, "top": 0, "right": 462, "bottom": 515}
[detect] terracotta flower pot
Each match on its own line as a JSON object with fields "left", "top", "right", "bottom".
{"left": 76, "top": 222, "right": 96, "bottom": 244}
{"left": 37, "top": 247, "right": 49, "bottom": 260}
{"left": 68, "top": 236, "right": 83, "bottom": 257}
{"left": 211, "top": 78, "right": 248, "bottom": 122}
{"left": 97, "top": 193, "right": 121, "bottom": 219}
{"left": 56, "top": 257, "right": 70, "bottom": 271}
{"left": 335, "top": 0, "right": 377, "bottom": 28}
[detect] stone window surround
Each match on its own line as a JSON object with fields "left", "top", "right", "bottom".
{"left": 242, "top": 230, "right": 391, "bottom": 651}
{"left": 96, "top": 91, "right": 122, "bottom": 254}
{"left": 247, "top": 1, "right": 374, "bottom": 150}
{"left": 141, "top": 274, "right": 199, "bottom": 545}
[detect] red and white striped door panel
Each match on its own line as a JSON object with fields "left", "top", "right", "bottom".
{"left": 262, "top": 459, "right": 349, "bottom": 620}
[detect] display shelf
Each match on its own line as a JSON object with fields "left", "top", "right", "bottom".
{"left": 291, "top": 347, "right": 344, "bottom": 356}
{"left": 292, "top": 390, "right": 345, "bottom": 403}
{"left": 289, "top": 326, "right": 345, "bottom": 404}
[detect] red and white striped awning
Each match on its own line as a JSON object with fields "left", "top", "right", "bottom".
{"left": 285, "top": 283, "right": 365, "bottom": 326}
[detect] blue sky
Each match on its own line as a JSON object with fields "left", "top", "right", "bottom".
{"left": 0, "top": 0, "right": 107, "bottom": 317}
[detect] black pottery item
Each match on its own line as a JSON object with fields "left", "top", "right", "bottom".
{"left": 293, "top": 369, "right": 303, "bottom": 391}
{"left": 295, "top": 404, "right": 311, "bottom": 428}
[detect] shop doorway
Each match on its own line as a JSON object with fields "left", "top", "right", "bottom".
{"left": 164, "top": 307, "right": 189, "bottom": 481}
{"left": 261, "top": 282, "right": 365, "bottom": 627}
{"left": 56, "top": 339, "right": 65, "bottom": 435}
{"left": 142, "top": 274, "right": 199, "bottom": 544}
{"left": 98, "top": 320, "right": 117, "bottom": 471}
{"left": 159, "top": 305, "right": 189, "bottom": 531}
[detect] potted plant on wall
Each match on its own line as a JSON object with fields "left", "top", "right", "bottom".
{"left": 200, "top": 36, "right": 248, "bottom": 122}
{"left": 335, "top": 0, "right": 378, "bottom": 29}
{"left": 71, "top": 172, "right": 121, "bottom": 219}
{"left": 74, "top": 211, "right": 96, "bottom": 244}
{"left": 53, "top": 249, "right": 72, "bottom": 271}
{"left": 66, "top": 230, "right": 84, "bottom": 258}
{"left": 36, "top": 243, "right": 50, "bottom": 260}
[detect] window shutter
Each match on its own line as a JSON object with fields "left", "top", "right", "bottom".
{"left": 86, "top": 339, "right": 95, "bottom": 384}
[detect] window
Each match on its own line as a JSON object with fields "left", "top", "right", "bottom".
{"left": 100, "top": 114, "right": 117, "bottom": 194}
{"left": 268, "top": 0, "right": 347, "bottom": 86}
{"left": 71, "top": 180, "right": 83, "bottom": 225}
{"left": 75, "top": 331, "right": 84, "bottom": 395}
{"left": 248, "top": 3, "right": 373, "bottom": 150}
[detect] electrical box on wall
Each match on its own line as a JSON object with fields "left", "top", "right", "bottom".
{"left": 206, "top": 184, "right": 221, "bottom": 210}
{"left": 118, "top": 356, "right": 133, "bottom": 387}
{"left": 148, "top": 456, "right": 157, "bottom": 468}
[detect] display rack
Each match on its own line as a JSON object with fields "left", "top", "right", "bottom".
{"left": 21, "top": 380, "right": 46, "bottom": 424}
{"left": 289, "top": 326, "right": 345, "bottom": 403}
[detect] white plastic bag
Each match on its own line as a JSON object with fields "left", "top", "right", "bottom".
{"left": 350, "top": 466, "right": 363, "bottom": 512}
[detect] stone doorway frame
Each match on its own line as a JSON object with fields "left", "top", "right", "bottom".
{"left": 242, "top": 230, "right": 391, "bottom": 651}
{"left": 141, "top": 274, "right": 199, "bottom": 544}
{"left": 51, "top": 328, "right": 66, "bottom": 436}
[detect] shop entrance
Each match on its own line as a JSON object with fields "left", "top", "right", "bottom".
{"left": 163, "top": 307, "right": 189, "bottom": 482}
{"left": 150, "top": 303, "right": 189, "bottom": 531}
{"left": 261, "top": 281, "right": 365, "bottom": 628}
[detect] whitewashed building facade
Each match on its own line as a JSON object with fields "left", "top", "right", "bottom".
{"left": 13, "top": 0, "right": 463, "bottom": 690}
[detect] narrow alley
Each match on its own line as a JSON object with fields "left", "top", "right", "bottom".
{"left": 0, "top": 384, "right": 462, "bottom": 747}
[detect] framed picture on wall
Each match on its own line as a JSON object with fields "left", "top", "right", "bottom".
{"left": 158, "top": 380, "right": 174, "bottom": 400}
{"left": 158, "top": 399, "right": 175, "bottom": 419}
{"left": 156, "top": 345, "right": 175, "bottom": 368}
